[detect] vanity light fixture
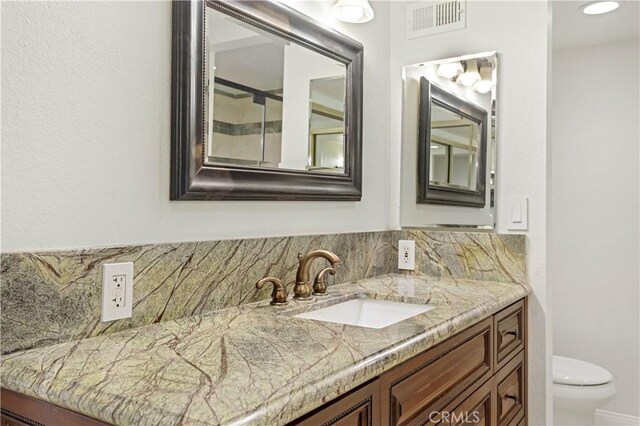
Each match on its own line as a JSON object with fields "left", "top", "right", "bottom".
{"left": 472, "top": 63, "right": 493, "bottom": 94}
{"left": 581, "top": 1, "right": 620, "bottom": 15}
{"left": 437, "top": 61, "right": 464, "bottom": 79}
{"left": 333, "top": 0, "right": 374, "bottom": 23}
{"left": 457, "top": 59, "right": 481, "bottom": 87}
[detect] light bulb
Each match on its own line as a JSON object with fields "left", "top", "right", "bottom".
{"left": 582, "top": 1, "right": 620, "bottom": 15}
{"left": 437, "top": 62, "right": 463, "bottom": 79}
{"left": 457, "top": 59, "right": 481, "bottom": 87}
{"left": 472, "top": 63, "right": 493, "bottom": 94}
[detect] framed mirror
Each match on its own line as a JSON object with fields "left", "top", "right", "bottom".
{"left": 417, "top": 78, "right": 488, "bottom": 206}
{"left": 171, "top": 0, "right": 363, "bottom": 200}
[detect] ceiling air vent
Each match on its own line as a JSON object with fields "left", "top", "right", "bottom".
{"left": 405, "top": 1, "right": 466, "bottom": 39}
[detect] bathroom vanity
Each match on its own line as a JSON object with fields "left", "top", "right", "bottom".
{"left": 294, "top": 299, "right": 526, "bottom": 426}
{"left": 0, "top": 275, "right": 528, "bottom": 426}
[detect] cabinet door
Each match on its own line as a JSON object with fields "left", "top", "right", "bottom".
{"left": 380, "top": 319, "right": 493, "bottom": 426}
{"left": 437, "top": 379, "right": 496, "bottom": 426}
{"left": 1, "top": 414, "right": 31, "bottom": 426}
{"left": 292, "top": 379, "right": 380, "bottom": 426}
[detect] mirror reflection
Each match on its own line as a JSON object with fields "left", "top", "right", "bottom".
{"left": 205, "top": 7, "right": 347, "bottom": 174}
{"left": 429, "top": 104, "right": 480, "bottom": 190}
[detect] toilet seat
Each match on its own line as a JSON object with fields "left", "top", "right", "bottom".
{"left": 553, "top": 355, "right": 612, "bottom": 386}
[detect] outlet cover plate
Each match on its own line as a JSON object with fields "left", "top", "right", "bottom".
{"left": 101, "top": 262, "right": 133, "bottom": 322}
{"left": 398, "top": 240, "right": 416, "bottom": 271}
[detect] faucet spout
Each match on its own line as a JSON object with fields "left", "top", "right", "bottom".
{"left": 294, "top": 250, "right": 342, "bottom": 300}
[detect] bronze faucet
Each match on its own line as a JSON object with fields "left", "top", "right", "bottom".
{"left": 294, "top": 250, "right": 341, "bottom": 300}
{"left": 312, "top": 267, "right": 336, "bottom": 296}
{"left": 256, "top": 277, "right": 288, "bottom": 306}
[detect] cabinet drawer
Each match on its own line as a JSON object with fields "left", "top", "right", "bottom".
{"left": 495, "top": 352, "right": 525, "bottom": 426}
{"left": 436, "top": 379, "right": 496, "bottom": 426}
{"left": 494, "top": 301, "right": 525, "bottom": 370}
{"left": 292, "top": 379, "right": 380, "bottom": 426}
{"left": 380, "top": 319, "right": 493, "bottom": 426}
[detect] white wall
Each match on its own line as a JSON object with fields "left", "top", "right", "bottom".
{"left": 550, "top": 39, "right": 640, "bottom": 417}
{"left": 0, "top": 0, "right": 391, "bottom": 252}
{"left": 388, "top": 2, "right": 551, "bottom": 423}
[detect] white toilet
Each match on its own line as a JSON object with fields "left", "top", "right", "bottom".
{"left": 553, "top": 355, "right": 616, "bottom": 426}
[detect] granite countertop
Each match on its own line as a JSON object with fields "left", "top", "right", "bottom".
{"left": 0, "top": 274, "right": 529, "bottom": 426}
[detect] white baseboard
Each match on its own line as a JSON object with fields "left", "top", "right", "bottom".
{"left": 596, "top": 410, "right": 640, "bottom": 426}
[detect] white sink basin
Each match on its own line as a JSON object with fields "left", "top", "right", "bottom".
{"left": 293, "top": 298, "right": 434, "bottom": 329}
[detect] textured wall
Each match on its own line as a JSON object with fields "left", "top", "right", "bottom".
{"left": 0, "top": 0, "right": 392, "bottom": 252}
{"left": 1, "top": 230, "right": 525, "bottom": 355}
{"left": 551, "top": 39, "right": 640, "bottom": 417}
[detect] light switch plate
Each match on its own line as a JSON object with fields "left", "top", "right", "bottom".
{"left": 507, "top": 198, "right": 529, "bottom": 231}
{"left": 101, "top": 262, "right": 133, "bottom": 322}
{"left": 398, "top": 240, "right": 416, "bottom": 270}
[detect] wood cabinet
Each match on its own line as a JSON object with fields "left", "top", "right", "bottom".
{"left": 291, "top": 298, "right": 528, "bottom": 426}
{"left": 294, "top": 380, "right": 380, "bottom": 426}
{"left": 2, "top": 299, "right": 527, "bottom": 426}
{"left": 379, "top": 319, "right": 493, "bottom": 426}
{"left": 0, "top": 389, "right": 107, "bottom": 426}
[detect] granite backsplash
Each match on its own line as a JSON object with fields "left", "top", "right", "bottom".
{"left": 0, "top": 230, "right": 525, "bottom": 354}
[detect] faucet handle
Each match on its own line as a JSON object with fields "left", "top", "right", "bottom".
{"left": 256, "top": 277, "right": 289, "bottom": 306}
{"left": 312, "top": 267, "right": 336, "bottom": 296}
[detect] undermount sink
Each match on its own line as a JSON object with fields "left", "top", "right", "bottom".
{"left": 293, "top": 298, "right": 435, "bottom": 329}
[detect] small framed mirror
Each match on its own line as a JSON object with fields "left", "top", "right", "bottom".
{"left": 171, "top": 0, "right": 363, "bottom": 201}
{"left": 417, "top": 78, "right": 488, "bottom": 206}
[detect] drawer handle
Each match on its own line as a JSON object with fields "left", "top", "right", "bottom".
{"left": 505, "top": 394, "right": 519, "bottom": 402}
{"left": 500, "top": 329, "right": 519, "bottom": 338}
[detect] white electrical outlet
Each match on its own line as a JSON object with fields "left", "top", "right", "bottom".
{"left": 398, "top": 240, "right": 416, "bottom": 270}
{"left": 102, "top": 262, "right": 133, "bottom": 322}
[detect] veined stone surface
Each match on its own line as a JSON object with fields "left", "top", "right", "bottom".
{"left": 0, "top": 230, "right": 525, "bottom": 354}
{"left": 1, "top": 274, "right": 529, "bottom": 426}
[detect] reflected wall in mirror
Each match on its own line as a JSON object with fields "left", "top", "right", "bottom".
{"left": 204, "top": 7, "right": 347, "bottom": 174}
{"left": 399, "top": 52, "right": 498, "bottom": 228}
{"left": 171, "top": 0, "right": 363, "bottom": 201}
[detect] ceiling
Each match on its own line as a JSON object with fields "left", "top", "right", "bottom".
{"left": 553, "top": 0, "right": 640, "bottom": 50}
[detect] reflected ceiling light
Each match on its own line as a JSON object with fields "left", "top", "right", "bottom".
{"left": 333, "top": 0, "right": 374, "bottom": 23}
{"left": 457, "top": 59, "right": 481, "bottom": 87}
{"left": 472, "top": 63, "right": 493, "bottom": 94}
{"left": 437, "top": 62, "right": 463, "bottom": 79}
{"left": 581, "top": 1, "right": 620, "bottom": 14}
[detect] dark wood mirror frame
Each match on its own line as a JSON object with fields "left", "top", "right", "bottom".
{"left": 417, "top": 77, "right": 488, "bottom": 207}
{"left": 171, "top": 0, "right": 364, "bottom": 201}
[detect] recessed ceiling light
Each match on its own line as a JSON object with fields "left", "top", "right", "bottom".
{"left": 581, "top": 1, "right": 620, "bottom": 15}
